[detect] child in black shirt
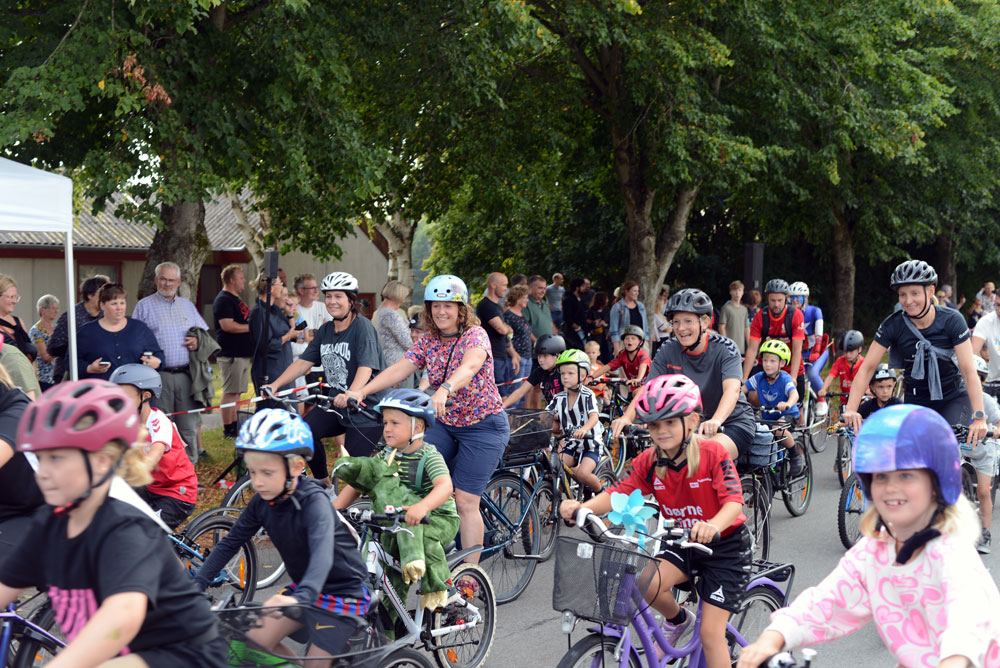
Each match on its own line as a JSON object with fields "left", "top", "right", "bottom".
{"left": 0, "top": 381, "right": 226, "bottom": 668}
{"left": 858, "top": 364, "right": 902, "bottom": 420}
{"left": 503, "top": 334, "right": 566, "bottom": 408}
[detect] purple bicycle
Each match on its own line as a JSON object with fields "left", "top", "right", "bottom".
{"left": 553, "top": 509, "right": 795, "bottom": 668}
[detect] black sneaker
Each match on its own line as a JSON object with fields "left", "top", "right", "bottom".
{"left": 788, "top": 450, "right": 805, "bottom": 477}
{"left": 978, "top": 528, "right": 991, "bottom": 555}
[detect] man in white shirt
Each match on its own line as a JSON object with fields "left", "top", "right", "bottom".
{"left": 971, "top": 288, "right": 1000, "bottom": 398}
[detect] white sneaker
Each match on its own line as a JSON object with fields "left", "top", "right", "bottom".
{"left": 814, "top": 401, "right": 829, "bottom": 418}
{"left": 658, "top": 608, "right": 695, "bottom": 651}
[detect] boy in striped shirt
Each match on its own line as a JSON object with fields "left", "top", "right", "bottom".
{"left": 548, "top": 350, "right": 604, "bottom": 495}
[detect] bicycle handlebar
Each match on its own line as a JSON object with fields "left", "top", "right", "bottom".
{"left": 571, "top": 508, "right": 717, "bottom": 554}
{"left": 760, "top": 648, "right": 818, "bottom": 667}
{"left": 346, "top": 506, "right": 430, "bottom": 538}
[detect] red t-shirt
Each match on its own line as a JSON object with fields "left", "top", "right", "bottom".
{"left": 749, "top": 306, "right": 806, "bottom": 374}
{"left": 609, "top": 440, "right": 746, "bottom": 536}
{"left": 830, "top": 354, "right": 864, "bottom": 394}
{"left": 607, "top": 348, "right": 651, "bottom": 381}
{"left": 145, "top": 409, "right": 198, "bottom": 504}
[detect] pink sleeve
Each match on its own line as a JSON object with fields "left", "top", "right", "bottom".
{"left": 766, "top": 541, "right": 874, "bottom": 648}
{"left": 403, "top": 335, "right": 428, "bottom": 369}
{"left": 465, "top": 327, "right": 491, "bottom": 354}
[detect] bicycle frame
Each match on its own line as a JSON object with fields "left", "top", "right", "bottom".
{"left": 0, "top": 604, "right": 64, "bottom": 665}
{"left": 480, "top": 465, "right": 546, "bottom": 563}
{"left": 171, "top": 532, "right": 245, "bottom": 589}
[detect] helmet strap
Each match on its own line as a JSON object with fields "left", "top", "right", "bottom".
{"left": 653, "top": 421, "right": 690, "bottom": 469}
{"left": 891, "top": 503, "right": 945, "bottom": 564}
{"left": 53, "top": 451, "right": 122, "bottom": 517}
{"left": 268, "top": 457, "right": 297, "bottom": 506}
{"left": 684, "top": 323, "right": 706, "bottom": 353}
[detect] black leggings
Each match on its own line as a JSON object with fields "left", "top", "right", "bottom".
{"left": 907, "top": 392, "right": 971, "bottom": 427}
{"left": 304, "top": 408, "right": 382, "bottom": 479}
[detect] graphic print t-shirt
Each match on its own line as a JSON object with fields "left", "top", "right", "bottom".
{"left": 301, "top": 316, "right": 386, "bottom": 427}
{"left": 527, "top": 365, "right": 563, "bottom": 403}
{"left": 0, "top": 499, "right": 217, "bottom": 653}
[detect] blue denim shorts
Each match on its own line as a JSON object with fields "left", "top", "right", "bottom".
{"left": 426, "top": 411, "right": 509, "bottom": 496}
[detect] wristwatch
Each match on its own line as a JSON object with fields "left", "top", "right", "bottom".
{"left": 973, "top": 410, "right": 986, "bottom": 420}
{"left": 440, "top": 382, "right": 453, "bottom": 395}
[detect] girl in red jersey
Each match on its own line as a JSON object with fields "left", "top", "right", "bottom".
{"left": 561, "top": 374, "right": 750, "bottom": 668}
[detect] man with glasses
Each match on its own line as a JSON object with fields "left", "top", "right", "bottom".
{"left": 213, "top": 265, "right": 253, "bottom": 440}
{"left": 294, "top": 273, "right": 331, "bottom": 394}
{"left": 133, "top": 262, "right": 209, "bottom": 462}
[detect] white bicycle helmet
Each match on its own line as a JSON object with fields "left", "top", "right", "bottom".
{"left": 788, "top": 281, "right": 810, "bottom": 297}
{"left": 321, "top": 272, "right": 359, "bottom": 293}
{"left": 974, "top": 355, "right": 989, "bottom": 378}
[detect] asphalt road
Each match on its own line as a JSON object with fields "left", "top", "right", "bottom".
{"left": 484, "top": 438, "right": 1000, "bottom": 667}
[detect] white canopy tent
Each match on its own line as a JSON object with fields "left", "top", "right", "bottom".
{"left": 0, "top": 158, "right": 78, "bottom": 381}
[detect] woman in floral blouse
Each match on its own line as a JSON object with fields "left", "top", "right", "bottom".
{"left": 344, "top": 274, "right": 509, "bottom": 564}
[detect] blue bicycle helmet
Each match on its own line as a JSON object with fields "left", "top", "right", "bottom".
{"left": 109, "top": 363, "right": 162, "bottom": 398}
{"left": 853, "top": 404, "right": 961, "bottom": 505}
{"left": 237, "top": 409, "right": 314, "bottom": 459}
{"left": 375, "top": 388, "right": 436, "bottom": 427}
{"left": 424, "top": 275, "right": 469, "bottom": 304}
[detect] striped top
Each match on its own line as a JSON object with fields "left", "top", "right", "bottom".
{"left": 393, "top": 444, "right": 457, "bottom": 516}
{"left": 546, "top": 385, "right": 603, "bottom": 441}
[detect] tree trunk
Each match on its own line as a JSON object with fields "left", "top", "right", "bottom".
{"left": 137, "top": 199, "right": 211, "bottom": 300}
{"left": 934, "top": 231, "right": 957, "bottom": 293}
{"left": 372, "top": 211, "right": 416, "bottom": 305}
{"left": 830, "top": 205, "right": 856, "bottom": 334}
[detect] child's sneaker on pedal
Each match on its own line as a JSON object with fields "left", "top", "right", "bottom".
{"left": 656, "top": 607, "right": 695, "bottom": 658}
{"left": 789, "top": 449, "right": 806, "bottom": 477}
{"left": 978, "top": 528, "right": 991, "bottom": 555}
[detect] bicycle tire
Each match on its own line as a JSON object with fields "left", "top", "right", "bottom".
{"left": 835, "top": 432, "right": 852, "bottom": 488}
{"left": 605, "top": 433, "right": 626, "bottom": 478}
{"left": 727, "top": 584, "right": 784, "bottom": 663}
{"left": 11, "top": 602, "right": 59, "bottom": 668}
{"left": 740, "top": 474, "right": 771, "bottom": 562}
{"left": 555, "top": 633, "right": 642, "bottom": 668}
{"left": 838, "top": 474, "right": 867, "bottom": 549}
{"left": 430, "top": 562, "right": 496, "bottom": 668}
{"left": 180, "top": 515, "right": 258, "bottom": 605}
{"left": 479, "top": 474, "right": 539, "bottom": 604}
{"left": 962, "top": 464, "right": 979, "bottom": 509}
{"left": 595, "top": 459, "right": 619, "bottom": 490}
{"left": 379, "top": 647, "right": 436, "bottom": 668}
{"left": 781, "top": 439, "right": 813, "bottom": 517}
{"left": 532, "top": 479, "right": 559, "bottom": 562}
{"left": 220, "top": 475, "right": 287, "bottom": 589}
{"left": 992, "top": 473, "right": 999, "bottom": 507}
{"left": 805, "top": 402, "right": 827, "bottom": 453}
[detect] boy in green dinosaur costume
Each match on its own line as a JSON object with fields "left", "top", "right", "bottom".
{"left": 333, "top": 389, "right": 460, "bottom": 610}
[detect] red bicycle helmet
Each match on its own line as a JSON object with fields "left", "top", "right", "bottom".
{"left": 18, "top": 381, "right": 140, "bottom": 454}
{"left": 634, "top": 374, "right": 702, "bottom": 423}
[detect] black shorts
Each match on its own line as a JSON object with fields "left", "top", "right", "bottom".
{"left": 137, "top": 635, "right": 227, "bottom": 668}
{"left": 656, "top": 524, "right": 752, "bottom": 614}
{"left": 722, "top": 414, "right": 755, "bottom": 461}
{"left": 136, "top": 487, "right": 195, "bottom": 531}
{"left": 906, "top": 391, "right": 970, "bottom": 427}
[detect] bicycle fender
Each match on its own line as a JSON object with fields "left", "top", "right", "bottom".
{"left": 744, "top": 581, "right": 790, "bottom": 607}
{"left": 446, "top": 545, "right": 484, "bottom": 568}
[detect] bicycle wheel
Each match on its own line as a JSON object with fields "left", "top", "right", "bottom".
{"left": 962, "top": 464, "right": 979, "bottom": 510}
{"left": 727, "top": 584, "right": 784, "bottom": 663}
{"left": 835, "top": 432, "right": 853, "bottom": 488}
{"left": 430, "top": 562, "right": 496, "bottom": 668}
{"left": 838, "top": 474, "right": 867, "bottom": 549}
{"left": 11, "top": 602, "right": 59, "bottom": 668}
{"left": 805, "top": 403, "right": 827, "bottom": 453}
{"left": 595, "top": 459, "right": 619, "bottom": 489}
{"left": 379, "top": 647, "right": 436, "bottom": 668}
{"left": 533, "top": 479, "right": 559, "bottom": 562}
{"left": 781, "top": 439, "right": 813, "bottom": 517}
{"left": 479, "top": 474, "right": 539, "bottom": 604}
{"left": 555, "top": 632, "right": 642, "bottom": 668}
{"left": 180, "top": 515, "right": 258, "bottom": 605}
{"left": 740, "top": 474, "right": 771, "bottom": 562}
{"left": 220, "top": 475, "right": 286, "bottom": 589}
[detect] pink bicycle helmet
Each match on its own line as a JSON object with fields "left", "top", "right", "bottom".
{"left": 18, "top": 381, "right": 140, "bottom": 453}
{"left": 634, "top": 374, "right": 702, "bottom": 423}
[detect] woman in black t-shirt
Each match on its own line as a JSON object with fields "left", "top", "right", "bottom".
{"left": 0, "top": 381, "right": 226, "bottom": 667}
{"left": 843, "top": 260, "right": 987, "bottom": 444}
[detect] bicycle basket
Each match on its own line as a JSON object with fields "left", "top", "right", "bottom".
{"left": 552, "top": 537, "right": 657, "bottom": 625}
{"left": 744, "top": 424, "right": 780, "bottom": 467}
{"left": 505, "top": 409, "right": 554, "bottom": 456}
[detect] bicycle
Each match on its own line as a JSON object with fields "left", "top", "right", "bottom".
{"left": 1, "top": 594, "right": 61, "bottom": 668}
{"left": 553, "top": 508, "right": 795, "bottom": 668}
{"left": 828, "top": 416, "right": 855, "bottom": 488}
{"left": 798, "top": 360, "right": 828, "bottom": 453}
{"left": 754, "top": 412, "right": 815, "bottom": 517}
{"left": 592, "top": 378, "right": 650, "bottom": 477}
{"left": 348, "top": 508, "right": 496, "bottom": 668}
{"left": 837, "top": 473, "right": 867, "bottom": 549}
{"left": 755, "top": 649, "right": 820, "bottom": 667}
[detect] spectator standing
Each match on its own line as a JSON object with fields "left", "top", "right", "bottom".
{"left": 524, "top": 275, "right": 556, "bottom": 342}
{"left": 580, "top": 277, "right": 595, "bottom": 312}
{"left": 744, "top": 289, "right": 762, "bottom": 322}
{"left": 284, "top": 290, "right": 311, "bottom": 409}
{"left": 77, "top": 284, "right": 162, "bottom": 381}
{"left": 0, "top": 275, "right": 35, "bottom": 362}
{"left": 650, "top": 287, "right": 672, "bottom": 357}
{"left": 213, "top": 264, "right": 253, "bottom": 440}
{"left": 0, "top": 337, "right": 40, "bottom": 399}
{"left": 132, "top": 262, "right": 209, "bottom": 461}
{"left": 294, "top": 273, "right": 331, "bottom": 396}
{"left": 941, "top": 283, "right": 965, "bottom": 311}
{"left": 248, "top": 275, "right": 295, "bottom": 411}
{"left": 374, "top": 280, "right": 413, "bottom": 387}
{"left": 561, "top": 277, "right": 591, "bottom": 350}
{"left": 977, "top": 282, "right": 996, "bottom": 315}
{"left": 968, "top": 297, "right": 985, "bottom": 330}
{"left": 48, "top": 275, "right": 109, "bottom": 382}
{"left": 510, "top": 273, "right": 528, "bottom": 288}
{"left": 502, "top": 284, "right": 533, "bottom": 406}
{"left": 719, "top": 280, "right": 749, "bottom": 356}
{"left": 476, "top": 272, "right": 519, "bottom": 388}
{"left": 608, "top": 280, "right": 649, "bottom": 356}
{"left": 546, "top": 272, "right": 566, "bottom": 331}
{"left": 29, "top": 295, "right": 59, "bottom": 391}
{"left": 586, "top": 291, "right": 612, "bottom": 363}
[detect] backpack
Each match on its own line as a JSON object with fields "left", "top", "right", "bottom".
{"left": 759, "top": 308, "right": 796, "bottom": 346}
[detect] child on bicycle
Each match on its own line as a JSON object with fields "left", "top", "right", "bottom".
{"left": 591, "top": 325, "right": 651, "bottom": 393}
{"left": 109, "top": 364, "right": 197, "bottom": 530}
{"left": 333, "top": 388, "right": 460, "bottom": 610}
{"left": 736, "top": 404, "right": 1000, "bottom": 668}
{"left": 549, "top": 349, "right": 604, "bottom": 496}
{"left": 195, "top": 409, "right": 370, "bottom": 662}
{"left": 502, "top": 334, "right": 566, "bottom": 408}
{"left": 817, "top": 329, "right": 865, "bottom": 412}
{"left": 0, "top": 381, "right": 227, "bottom": 667}
{"left": 857, "top": 364, "right": 901, "bottom": 420}
{"left": 584, "top": 340, "right": 609, "bottom": 404}
{"left": 561, "top": 374, "right": 750, "bottom": 668}
{"left": 745, "top": 339, "right": 804, "bottom": 475}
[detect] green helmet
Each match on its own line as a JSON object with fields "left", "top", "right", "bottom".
{"left": 555, "top": 349, "right": 591, "bottom": 375}
{"left": 759, "top": 339, "right": 791, "bottom": 364}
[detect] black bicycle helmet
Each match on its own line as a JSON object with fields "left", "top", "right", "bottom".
{"left": 665, "top": 288, "right": 713, "bottom": 318}
{"left": 889, "top": 260, "right": 938, "bottom": 290}
{"left": 534, "top": 334, "right": 566, "bottom": 357}
{"left": 840, "top": 330, "right": 864, "bottom": 352}
{"left": 764, "top": 279, "right": 790, "bottom": 295}
{"left": 871, "top": 364, "right": 896, "bottom": 384}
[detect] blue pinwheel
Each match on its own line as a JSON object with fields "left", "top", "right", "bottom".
{"left": 608, "top": 490, "right": 657, "bottom": 549}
